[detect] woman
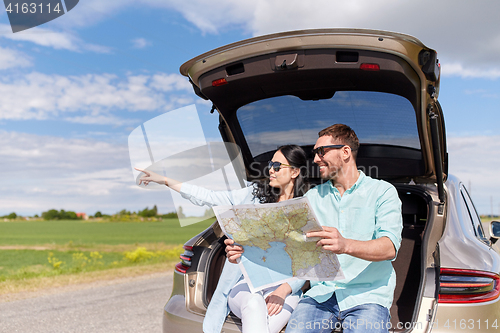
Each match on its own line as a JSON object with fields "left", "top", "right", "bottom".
{"left": 136, "top": 145, "right": 309, "bottom": 333}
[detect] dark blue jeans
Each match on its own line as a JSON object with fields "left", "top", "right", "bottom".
{"left": 285, "top": 296, "right": 391, "bottom": 333}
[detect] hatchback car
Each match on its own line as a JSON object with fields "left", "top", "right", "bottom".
{"left": 162, "top": 29, "right": 500, "bottom": 332}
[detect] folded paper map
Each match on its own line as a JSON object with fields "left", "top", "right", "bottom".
{"left": 212, "top": 197, "right": 344, "bottom": 293}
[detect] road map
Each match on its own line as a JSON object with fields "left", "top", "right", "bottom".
{"left": 212, "top": 197, "right": 344, "bottom": 293}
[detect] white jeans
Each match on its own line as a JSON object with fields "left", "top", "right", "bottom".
{"left": 227, "top": 278, "right": 300, "bottom": 333}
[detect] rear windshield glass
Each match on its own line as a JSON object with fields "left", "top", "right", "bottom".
{"left": 237, "top": 91, "right": 420, "bottom": 157}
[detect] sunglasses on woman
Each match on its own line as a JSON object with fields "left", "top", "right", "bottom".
{"left": 311, "top": 145, "right": 345, "bottom": 157}
{"left": 268, "top": 161, "right": 293, "bottom": 172}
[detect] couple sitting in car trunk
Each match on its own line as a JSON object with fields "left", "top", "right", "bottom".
{"left": 137, "top": 123, "right": 403, "bottom": 333}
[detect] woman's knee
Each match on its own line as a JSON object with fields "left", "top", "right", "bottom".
{"left": 242, "top": 293, "right": 267, "bottom": 312}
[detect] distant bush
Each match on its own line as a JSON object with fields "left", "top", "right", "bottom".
{"left": 86, "top": 206, "right": 181, "bottom": 221}
{"left": 162, "top": 211, "right": 178, "bottom": 219}
{"left": 3, "top": 212, "right": 17, "bottom": 220}
{"left": 103, "top": 205, "right": 182, "bottom": 222}
{"left": 138, "top": 205, "right": 158, "bottom": 218}
{"left": 42, "top": 209, "right": 79, "bottom": 220}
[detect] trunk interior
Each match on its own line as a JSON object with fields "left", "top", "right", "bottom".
{"left": 202, "top": 184, "right": 431, "bottom": 332}
{"left": 391, "top": 186, "right": 430, "bottom": 330}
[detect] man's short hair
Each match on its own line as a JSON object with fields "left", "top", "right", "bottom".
{"left": 318, "top": 124, "right": 360, "bottom": 160}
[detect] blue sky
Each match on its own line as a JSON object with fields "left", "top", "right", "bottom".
{"left": 0, "top": 0, "right": 499, "bottom": 216}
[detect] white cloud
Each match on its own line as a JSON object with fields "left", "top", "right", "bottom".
{"left": 46, "top": 0, "right": 136, "bottom": 29}
{"left": 0, "top": 131, "right": 500, "bottom": 215}
{"left": 0, "top": 23, "right": 77, "bottom": 50}
{"left": 8, "top": 0, "right": 499, "bottom": 78}
{"left": 448, "top": 135, "right": 500, "bottom": 214}
{"left": 150, "top": 73, "right": 192, "bottom": 92}
{"left": 83, "top": 43, "right": 113, "bottom": 54}
{"left": 139, "top": 0, "right": 254, "bottom": 34}
{"left": 64, "top": 114, "right": 140, "bottom": 126}
{"left": 0, "top": 47, "right": 32, "bottom": 70}
{"left": 459, "top": 88, "right": 499, "bottom": 100}
{"left": 0, "top": 131, "right": 124, "bottom": 165}
{"left": 0, "top": 72, "right": 193, "bottom": 121}
{"left": 5, "top": 0, "right": 497, "bottom": 77}
{"left": 1, "top": 130, "right": 498, "bottom": 216}
{"left": 0, "top": 23, "right": 111, "bottom": 53}
{"left": 0, "top": 131, "right": 176, "bottom": 215}
{"left": 131, "top": 38, "right": 151, "bottom": 49}
{"left": 38, "top": 0, "right": 252, "bottom": 35}
{"left": 142, "top": 0, "right": 500, "bottom": 79}
{"left": 442, "top": 63, "right": 500, "bottom": 80}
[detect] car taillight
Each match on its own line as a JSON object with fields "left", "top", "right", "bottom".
{"left": 212, "top": 78, "right": 227, "bottom": 87}
{"left": 439, "top": 268, "right": 500, "bottom": 303}
{"left": 175, "top": 245, "right": 194, "bottom": 274}
{"left": 360, "top": 63, "right": 380, "bottom": 71}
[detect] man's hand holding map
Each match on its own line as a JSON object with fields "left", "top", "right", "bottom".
{"left": 212, "top": 197, "right": 344, "bottom": 293}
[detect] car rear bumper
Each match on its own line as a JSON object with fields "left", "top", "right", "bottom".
{"left": 430, "top": 299, "right": 500, "bottom": 332}
{"left": 163, "top": 295, "right": 204, "bottom": 332}
{"left": 163, "top": 272, "right": 242, "bottom": 333}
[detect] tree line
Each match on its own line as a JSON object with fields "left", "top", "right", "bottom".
{"left": 2, "top": 205, "right": 184, "bottom": 221}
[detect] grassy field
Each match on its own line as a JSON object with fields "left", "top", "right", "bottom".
{"left": 0, "top": 218, "right": 215, "bottom": 246}
{"left": 0, "top": 218, "right": 215, "bottom": 294}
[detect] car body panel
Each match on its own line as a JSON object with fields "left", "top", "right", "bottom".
{"left": 439, "top": 175, "right": 500, "bottom": 272}
{"left": 161, "top": 29, "right": 500, "bottom": 333}
{"left": 180, "top": 29, "right": 430, "bottom": 88}
{"left": 180, "top": 29, "right": 446, "bottom": 186}
{"left": 432, "top": 300, "right": 500, "bottom": 332}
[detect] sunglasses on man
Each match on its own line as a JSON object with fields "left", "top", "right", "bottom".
{"left": 311, "top": 145, "right": 345, "bottom": 157}
{"left": 268, "top": 161, "right": 294, "bottom": 172}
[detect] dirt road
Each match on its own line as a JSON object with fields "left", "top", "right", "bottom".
{"left": 0, "top": 271, "right": 173, "bottom": 333}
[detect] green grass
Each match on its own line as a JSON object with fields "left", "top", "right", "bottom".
{"left": 0, "top": 246, "right": 184, "bottom": 283}
{"left": 0, "top": 249, "right": 123, "bottom": 279}
{"left": 0, "top": 218, "right": 215, "bottom": 287}
{"left": 0, "top": 218, "right": 214, "bottom": 285}
{"left": 0, "top": 218, "right": 215, "bottom": 246}
{"left": 0, "top": 249, "right": 118, "bottom": 270}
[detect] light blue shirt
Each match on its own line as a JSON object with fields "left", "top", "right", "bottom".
{"left": 179, "top": 183, "right": 305, "bottom": 333}
{"left": 304, "top": 171, "right": 402, "bottom": 311}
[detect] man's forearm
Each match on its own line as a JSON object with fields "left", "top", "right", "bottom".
{"left": 344, "top": 236, "right": 396, "bottom": 261}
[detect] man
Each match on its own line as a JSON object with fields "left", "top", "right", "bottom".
{"left": 227, "top": 124, "right": 402, "bottom": 333}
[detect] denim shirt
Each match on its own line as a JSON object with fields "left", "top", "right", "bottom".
{"left": 179, "top": 184, "right": 305, "bottom": 333}
{"left": 303, "top": 171, "right": 403, "bottom": 311}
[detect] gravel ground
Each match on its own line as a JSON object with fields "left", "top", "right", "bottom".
{"left": 0, "top": 271, "right": 173, "bottom": 333}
